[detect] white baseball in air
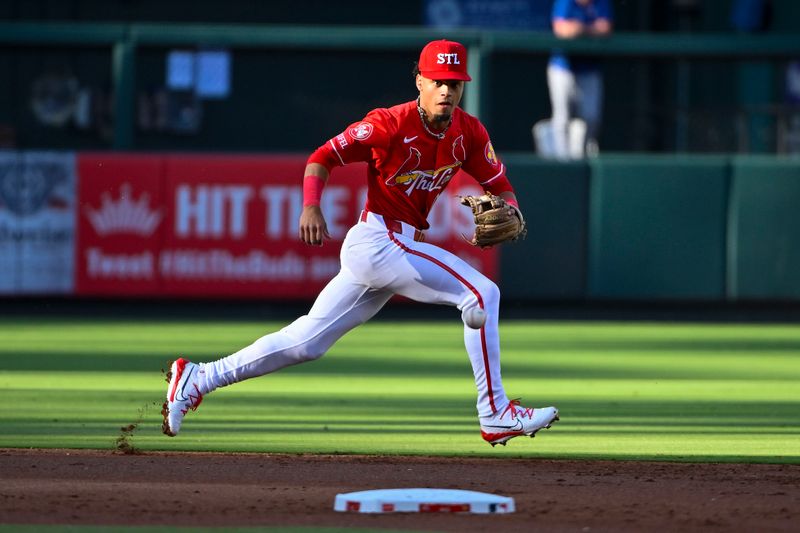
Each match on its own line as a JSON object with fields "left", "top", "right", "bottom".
{"left": 462, "top": 307, "right": 486, "bottom": 329}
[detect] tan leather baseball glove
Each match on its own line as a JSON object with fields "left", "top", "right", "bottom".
{"left": 460, "top": 192, "right": 527, "bottom": 248}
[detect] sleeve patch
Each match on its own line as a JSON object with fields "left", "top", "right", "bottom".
{"left": 349, "top": 122, "right": 374, "bottom": 141}
{"left": 484, "top": 141, "right": 499, "bottom": 166}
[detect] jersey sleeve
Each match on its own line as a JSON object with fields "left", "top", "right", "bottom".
{"left": 307, "top": 108, "right": 394, "bottom": 171}
{"left": 552, "top": 0, "right": 572, "bottom": 20}
{"left": 596, "top": 0, "right": 613, "bottom": 19}
{"left": 461, "top": 118, "right": 513, "bottom": 196}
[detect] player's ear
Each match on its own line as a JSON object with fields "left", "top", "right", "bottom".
{"left": 415, "top": 75, "right": 423, "bottom": 92}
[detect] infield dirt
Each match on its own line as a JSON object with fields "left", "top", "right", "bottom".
{"left": 1, "top": 448, "right": 797, "bottom": 532}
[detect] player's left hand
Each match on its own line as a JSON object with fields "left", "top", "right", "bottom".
{"left": 459, "top": 192, "right": 526, "bottom": 248}
{"left": 299, "top": 205, "right": 331, "bottom": 246}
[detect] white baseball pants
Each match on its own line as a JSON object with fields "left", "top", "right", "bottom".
{"left": 198, "top": 211, "right": 510, "bottom": 417}
{"left": 548, "top": 64, "right": 603, "bottom": 159}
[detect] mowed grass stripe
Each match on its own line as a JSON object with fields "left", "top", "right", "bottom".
{"left": 0, "top": 317, "right": 798, "bottom": 462}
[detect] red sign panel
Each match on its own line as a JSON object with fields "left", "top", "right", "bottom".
{"left": 76, "top": 154, "right": 164, "bottom": 295}
{"left": 75, "top": 153, "right": 497, "bottom": 299}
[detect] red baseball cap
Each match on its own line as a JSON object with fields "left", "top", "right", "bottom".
{"left": 418, "top": 39, "right": 471, "bottom": 82}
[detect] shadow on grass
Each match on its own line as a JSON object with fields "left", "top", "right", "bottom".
{"left": 2, "top": 347, "right": 798, "bottom": 381}
{"left": 3, "top": 389, "right": 798, "bottom": 431}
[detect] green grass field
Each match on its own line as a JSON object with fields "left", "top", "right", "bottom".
{"left": 0, "top": 315, "right": 797, "bottom": 463}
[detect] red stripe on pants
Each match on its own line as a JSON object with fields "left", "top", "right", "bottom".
{"left": 387, "top": 231, "right": 496, "bottom": 413}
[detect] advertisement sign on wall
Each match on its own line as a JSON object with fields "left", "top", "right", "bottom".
{"left": 76, "top": 154, "right": 164, "bottom": 295}
{"left": 0, "top": 151, "right": 77, "bottom": 294}
{"left": 74, "top": 153, "right": 496, "bottom": 299}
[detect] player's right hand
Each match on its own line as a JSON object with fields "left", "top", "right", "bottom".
{"left": 299, "top": 205, "right": 331, "bottom": 246}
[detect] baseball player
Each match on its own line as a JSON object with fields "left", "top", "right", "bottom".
{"left": 163, "top": 39, "right": 559, "bottom": 446}
{"left": 548, "top": 0, "right": 613, "bottom": 159}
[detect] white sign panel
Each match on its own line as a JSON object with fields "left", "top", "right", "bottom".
{"left": 0, "top": 151, "right": 77, "bottom": 294}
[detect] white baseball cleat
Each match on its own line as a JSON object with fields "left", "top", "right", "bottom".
{"left": 479, "top": 400, "right": 559, "bottom": 446}
{"left": 162, "top": 358, "right": 204, "bottom": 437}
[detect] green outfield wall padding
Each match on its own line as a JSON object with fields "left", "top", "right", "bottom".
{"left": 500, "top": 156, "right": 588, "bottom": 300}
{"left": 728, "top": 157, "right": 800, "bottom": 300}
{"left": 588, "top": 156, "right": 729, "bottom": 300}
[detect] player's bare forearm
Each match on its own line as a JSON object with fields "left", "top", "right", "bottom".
{"left": 553, "top": 19, "right": 585, "bottom": 39}
{"left": 499, "top": 191, "right": 520, "bottom": 212}
{"left": 499, "top": 191, "right": 518, "bottom": 204}
{"left": 304, "top": 162, "right": 329, "bottom": 181}
{"left": 553, "top": 18, "right": 612, "bottom": 38}
{"left": 588, "top": 18, "right": 612, "bottom": 36}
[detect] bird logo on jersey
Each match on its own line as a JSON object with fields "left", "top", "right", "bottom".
{"left": 388, "top": 147, "right": 422, "bottom": 186}
{"left": 386, "top": 135, "right": 464, "bottom": 196}
{"left": 452, "top": 134, "right": 466, "bottom": 161}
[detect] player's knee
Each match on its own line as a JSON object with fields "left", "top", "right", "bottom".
{"left": 294, "top": 344, "right": 326, "bottom": 363}
{"left": 475, "top": 278, "right": 500, "bottom": 310}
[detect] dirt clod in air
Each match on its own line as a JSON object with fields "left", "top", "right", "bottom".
{"left": 115, "top": 402, "right": 160, "bottom": 455}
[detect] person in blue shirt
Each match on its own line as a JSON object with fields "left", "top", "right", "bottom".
{"left": 547, "top": 0, "right": 613, "bottom": 159}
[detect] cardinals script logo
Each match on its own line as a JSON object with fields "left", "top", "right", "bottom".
{"left": 386, "top": 135, "right": 465, "bottom": 196}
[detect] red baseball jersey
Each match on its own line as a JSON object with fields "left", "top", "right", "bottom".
{"left": 308, "top": 101, "right": 512, "bottom": 230}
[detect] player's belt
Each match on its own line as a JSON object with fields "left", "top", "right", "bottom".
{"left": 360, "top": 210, "right": 425, "bottom": 242}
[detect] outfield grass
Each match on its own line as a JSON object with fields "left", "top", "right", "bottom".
{"left": 0, "top": 316, "right": 797, "bottom": 463}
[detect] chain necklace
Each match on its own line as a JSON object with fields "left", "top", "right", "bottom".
{"left": 416, "top": 97, "right": 450, "bottom": 140}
